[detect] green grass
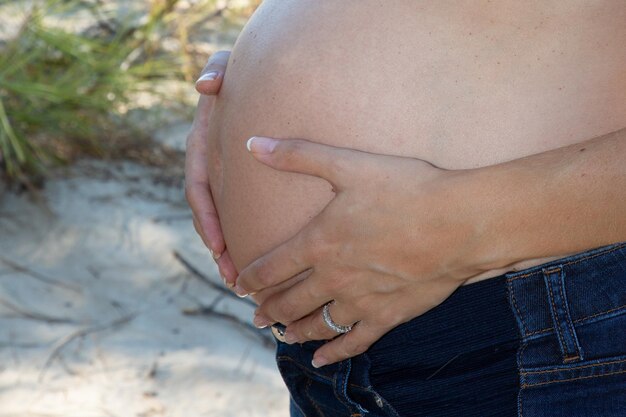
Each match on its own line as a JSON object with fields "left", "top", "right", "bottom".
{"left": 0, "top": 0, "right": 255, "bottom": 186}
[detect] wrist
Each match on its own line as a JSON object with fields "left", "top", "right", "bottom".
{"left": 449, "top": 164, "right": 527, "bottom": 274}
{"left": 435, "top": 167, "right": 504, "bottom": 280}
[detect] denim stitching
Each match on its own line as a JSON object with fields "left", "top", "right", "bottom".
{"left": 559, "top": 270, "right": 584, "bottom": 361}
{"left": 572, "top": 303, "right": 626, "bottom": 324}
{"left": 517, "top": 341, "right": 527, "bottom": 417}
{"left": 304, "top": 378, "right": 326, "bottom": 417}
{"left": 544, "top": 270, "right": 570, "bottom": 361}
{"left": 359, "top": 353, "right": 403, "bottom": 417}
{"left": 521, "top": 357, "right": 626, "bottom": 374}
{"left": 556, "top": 267, "right": 584, "bottom": 360}
{"left": 525, "top": 327, "right": 554, "bottom": 336}
{"left": 517, "top": 303, "right": 626, "bottom": 337}
{"left": 341, "top": 360, "right": 369, "bottom": 416}
{"left": 507, "top": 280, "right": 530, "bottom": 336}
{"left": 507, "top": 243, "right": 626, "bottom": 282}
{"left": 332, "top": 362, "right": 357, "bottom": 413}
{"left": 521, "top": 369, "right": 626, "bottom": 388}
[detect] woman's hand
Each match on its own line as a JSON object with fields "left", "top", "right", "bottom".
{"left": 185, "top": 50, "right": 239, "bottom": 286}
{"left": 235, "top": 136, "right": 490, "bottom": 368}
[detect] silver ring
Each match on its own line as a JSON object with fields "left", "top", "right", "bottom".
{"left": 322, "top": 302, "right": 352, "bottom": 334}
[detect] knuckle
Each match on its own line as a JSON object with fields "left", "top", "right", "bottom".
{"left": 287, "top": 322, "right": 304, "bottom": 340}
{"left": 281, "top": 140, "right": 305, "bottom": 164}
{"left": 313, "top": 319, "right": 329, "bottom": 338}
{"left": 344, "top": 340, "right": 369, "bottom": 357}
{"left": 276, "top": 299, "right": 298, "bottom": 321}
{"left": 303, "top": 224, "right": 334, "bottom": 262}
{"left": 335, "top": 240, "right": 355, "bottom": 261}
{"left": 254, "top": 263, "right": 275, "bottom": 288}
{"left": 352, "top": 296, "right": 372, "bottom": 315}
{"left": 304, "top": 281, "right": 324, "bottom": 300}
{"left": 377, "top": 309, "right": 405, "bottom": 327}
{"left": 325, "top": 275, "right": 349, "bottom": 294}
{"left": 328, "top": 153, "right": 349, "bottom": 178}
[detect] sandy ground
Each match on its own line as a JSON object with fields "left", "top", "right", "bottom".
{"left": 0, "top": 157, "right": 290, "bottom": 417}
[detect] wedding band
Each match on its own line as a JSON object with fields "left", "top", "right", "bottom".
{"left": 322, "top": 302, "right": 352, "bottom": 334}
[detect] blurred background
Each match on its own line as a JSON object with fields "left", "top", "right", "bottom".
{"left": 0, "top": 1, "right": 290, "bottom": 416}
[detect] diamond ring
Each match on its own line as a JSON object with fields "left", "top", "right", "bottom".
{"left": 322, "top": 301, "right": 353, "bottom": 334}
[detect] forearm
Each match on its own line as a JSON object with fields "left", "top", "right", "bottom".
{"left": 468, "top": 127, "right": 626, "bottom": 271}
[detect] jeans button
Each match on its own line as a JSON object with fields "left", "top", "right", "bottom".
{"left": 271, "top": 324, "right": 287, "bottom": 343}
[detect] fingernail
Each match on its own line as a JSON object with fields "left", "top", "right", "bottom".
{"left": 234, "top": 285, "right": 248, "bottom": 298}
{"left": 221, "top": 274, "right": 234, "bottom": 289}
{"left": 284, "top": 331, "right": 298, "bottom": 344}
{"left": 312, "top": 356, "right": 328, "bottom": 368}
{"left": 211, "top": 249, "right": 222, "bottom": 261}
{"left": 253, "top": 315, "right": 272, "bottom": 329}
{"left": 198, "top": 71, "right": 219, "bottom": 82}
{"left": 247, "top": 136, "right": 277, "bottom": 154}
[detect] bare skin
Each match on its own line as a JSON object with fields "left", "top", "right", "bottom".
{"left": 186, "top": 0, "right": 626, "bottom": 367}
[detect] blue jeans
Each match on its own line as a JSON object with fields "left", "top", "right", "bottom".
{"left": 272, "top": 242, "right": 626, "bottom": 416}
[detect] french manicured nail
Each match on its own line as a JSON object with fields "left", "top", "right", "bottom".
{"left": 247, "top": 136, "right": 278, "bottom": 154}
{"left": 198, "top": 71, "right": 219, "bottom": 82}
{"left": 221, "top": 274, "right": 234, "bottom": 289}
{"left": 312, "top": 356, "right": 328, "bottom": 369}
{"left": 234, "top": 285, "right": 248, "bottom": 298}
{"left": 284, "top": 331, "right": 298, "bottom": 344}
{"left": 253, "top": 315, "right": 272, "bottom": 329}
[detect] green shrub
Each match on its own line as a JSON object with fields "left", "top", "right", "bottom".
{"left": 0, "top": 0, "right": 190, "bottom": 185}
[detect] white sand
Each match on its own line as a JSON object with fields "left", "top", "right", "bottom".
{"left": 0, "top": 159, "right": 290, "bottom": 417}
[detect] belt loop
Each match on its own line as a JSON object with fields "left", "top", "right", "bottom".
{"left": 542, "top": 266, "right": 584, "bottom": 363}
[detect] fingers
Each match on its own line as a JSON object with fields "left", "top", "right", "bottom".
{"left": 246, "top": 136, "right": 370, "bottom": 191}
{"left": 185, "top": 95, "right": 225, "bottom": 255}
{"left": 253, "top": 272, "right": 333, "bottom": 327}
{"left": 185, "top": 153, "right": 225, "bottom": 257}
{"left": 195, "top": 50, "right": 231, "bottom": 95}
{"left": 311, "top": 321, "right": 386, "bottom": 368}
{"left": 234, "top": 221, "right": 322, "bottom": 297}
{"left": 190, "top": 95, "right": 214, "bottom": 129}
{"left": 215, "top": 249, "right": 238, "bottom": 288}
{"left": 189, "top": 180, "right": 240, "bottom": 286}
{"left": 251, "top": 268, "right": 313, "bottom": 306}
{"left": 282, "top": 301, "right": 359, "bottom": 344}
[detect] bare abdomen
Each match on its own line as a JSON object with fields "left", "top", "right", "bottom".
{"left": 206, "top": 0, "right": 626, "bottom": 280}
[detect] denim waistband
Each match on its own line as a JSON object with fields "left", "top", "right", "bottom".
{"left": 505, "top": 242, "right": 626, "bottom": 342}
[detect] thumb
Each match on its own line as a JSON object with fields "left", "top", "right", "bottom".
{"left": 246, "top": 136, "right": 365, "bottom": 189}
{"left": 195, "top": 50, "right": 231, "bottom": 95}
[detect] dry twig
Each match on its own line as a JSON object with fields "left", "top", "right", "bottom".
{"left": 0, "top": 257, "right": 82, "bottom": 293}
{"left": 0, "top": 297, "right": 78, "bottom": 325}
{"left": 39, "top": 313, "right": 136, "bottom": 382}
{"left": 172, "top": 250, "right": 255, "bottom": 307}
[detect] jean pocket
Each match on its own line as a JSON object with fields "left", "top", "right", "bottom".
{"left": 518, "top": 316, "right": 626, "bottom": 417}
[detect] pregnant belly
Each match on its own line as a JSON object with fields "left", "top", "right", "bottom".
{"left": 206, "top": 0, "right": 626, "bottom": 282}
